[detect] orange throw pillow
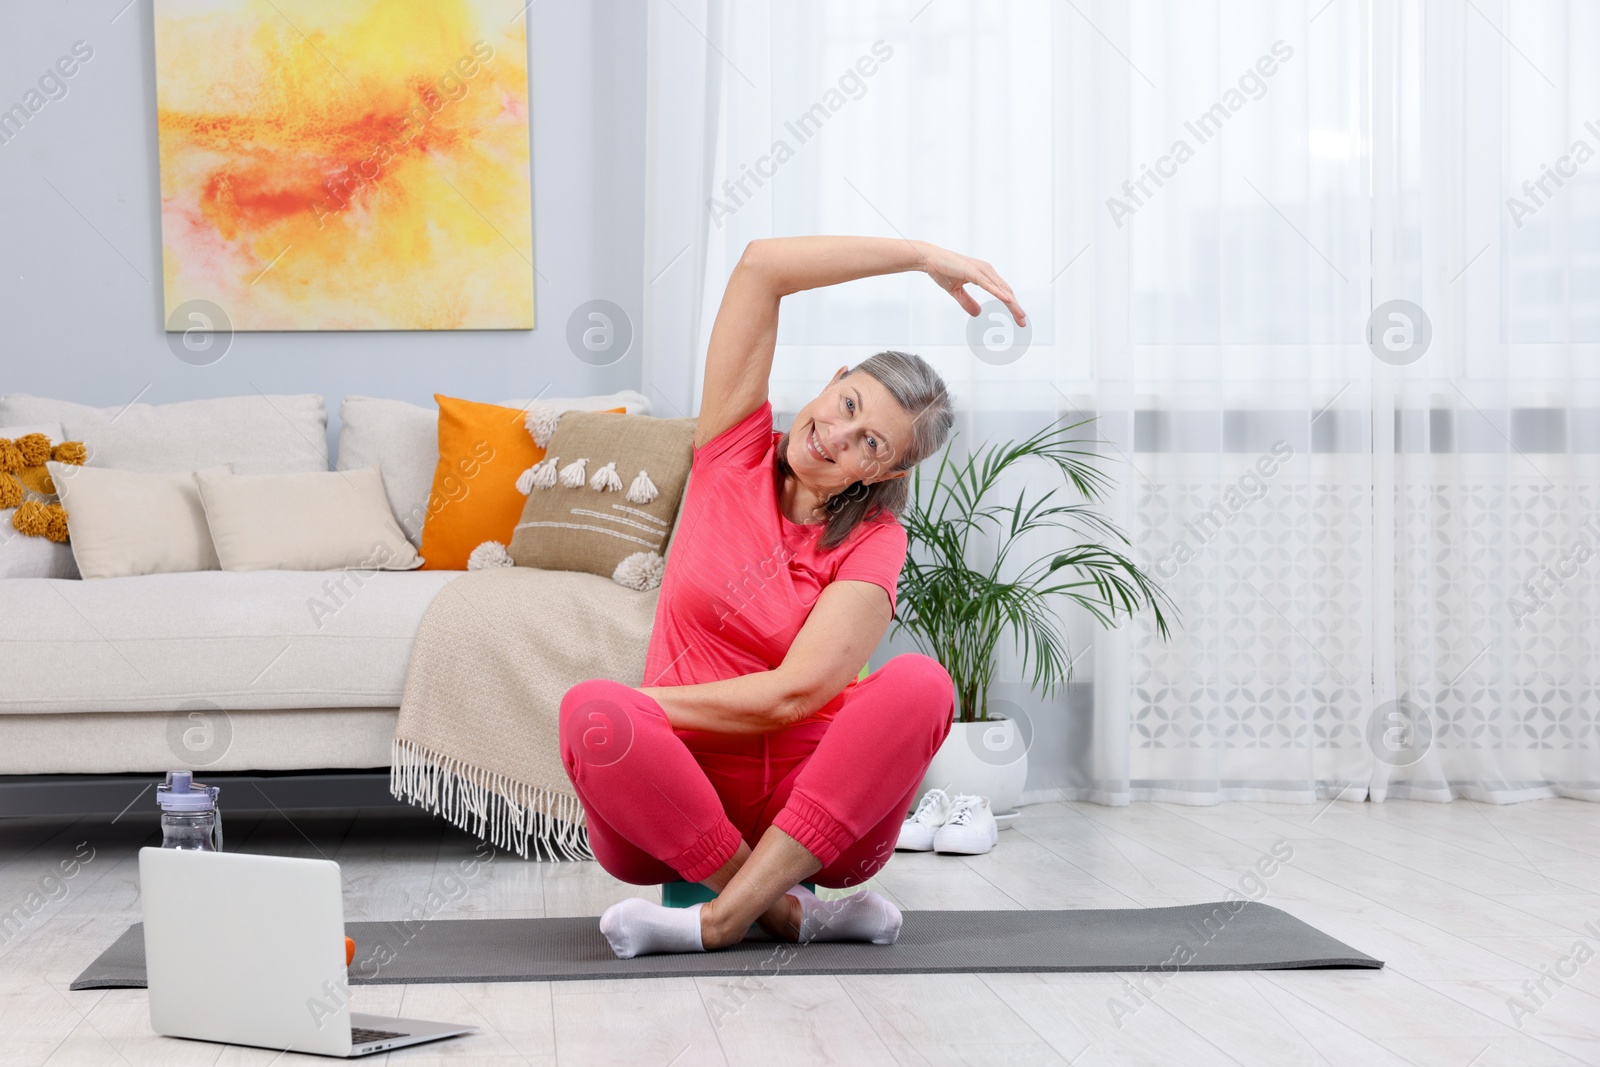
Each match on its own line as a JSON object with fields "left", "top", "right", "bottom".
{"left": 418, "top": 395, "right": 622, "bottom": 570}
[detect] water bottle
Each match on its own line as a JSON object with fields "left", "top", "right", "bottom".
{"left": 156, "top": 770, "right": 223, "bottom": 851}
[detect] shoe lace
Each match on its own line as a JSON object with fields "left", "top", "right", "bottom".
{"left": 911, "top": 788, "right": 949, "bottom": 825}
{"left": 944, "top": 795, "right": 984, "bottom": 827}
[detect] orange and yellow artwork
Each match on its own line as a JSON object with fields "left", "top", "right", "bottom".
{"left": 153, "top": 0, "right": 534, "bottom": 330}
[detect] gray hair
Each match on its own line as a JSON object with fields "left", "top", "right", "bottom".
{"left": 776, "top": 349, "right": 954, "bottom": 550}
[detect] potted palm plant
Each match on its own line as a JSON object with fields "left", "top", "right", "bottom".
{"left": 893, "top": 416, "right": 1176, "bottom": 816}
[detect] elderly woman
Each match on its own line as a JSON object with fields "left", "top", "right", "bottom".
{"left": 558, "top": 236, "right": 1027, "bottom": 957}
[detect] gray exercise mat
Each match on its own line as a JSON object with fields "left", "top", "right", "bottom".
{"left": 70, "top": 902, "right": 1379, "bottom": 988}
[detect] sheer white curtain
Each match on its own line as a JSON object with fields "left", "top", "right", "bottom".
{"left": 1075, "top": 0, "right": 1375, "bottom": 805}
{"left": 641, "top": 0, "right": 1600, "bottom": 805}
{"left": 1376, "top": 0, "right": 1600, "bottom": 802}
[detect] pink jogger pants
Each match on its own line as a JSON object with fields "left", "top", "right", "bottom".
{"left": 558, "top": 653, "right": 955, "bottom": 888}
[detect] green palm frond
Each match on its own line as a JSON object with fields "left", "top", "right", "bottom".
{"left": 893, "top": 415, "right": 1179, "bottom": 722}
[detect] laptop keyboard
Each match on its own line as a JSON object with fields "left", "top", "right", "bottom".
{"left": 351, "top": 1026, "right": 409, "bottom": 1045}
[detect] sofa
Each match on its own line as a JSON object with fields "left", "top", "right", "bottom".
{"left": 0, "top": 388, "right": 655, "bottom": 778}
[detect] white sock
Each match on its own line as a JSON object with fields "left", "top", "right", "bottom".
{"left": 598, "top": 897, "right": 706, "bottom": 959}
{"left": 788, "top": 883, "right": 903, "bottom": 945}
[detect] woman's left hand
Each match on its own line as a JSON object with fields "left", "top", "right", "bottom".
{"left": 913, "top": 241, "right": 1027, "bottom": 326}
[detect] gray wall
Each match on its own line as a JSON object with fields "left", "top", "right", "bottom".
{"left": 0, "top": 0, "right": 648, "bottom": 459}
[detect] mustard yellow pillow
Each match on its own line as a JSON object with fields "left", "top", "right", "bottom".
{"left": 1, "top": 431, "right": 86, "bottom": 542}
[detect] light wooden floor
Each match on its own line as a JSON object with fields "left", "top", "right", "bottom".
{"left": 2, "top": 796, "right": 1597, "bottom": 1066}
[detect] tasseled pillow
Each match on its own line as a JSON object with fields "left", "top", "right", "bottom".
{"left": 507, "top": 411, "right": 696, "bottom": 591}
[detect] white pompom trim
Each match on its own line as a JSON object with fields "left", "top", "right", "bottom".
{"left": 558, "top": 457, "right": 588, "bottom": 488}
{"left": 612, "top": 550, "right": 666, "bottom": 591}
{"left": 524, "top": 404, "right": 563, "bottom": 448}
{"left": 467, "top": 540, "right": 515, "bottom": 570}
{"left": 625, "top": 469, "right": 658, "bottom": 504}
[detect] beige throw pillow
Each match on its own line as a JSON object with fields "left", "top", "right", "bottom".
{"left": 49, "top": 462, "right": 226, "bottom": 579}
{"left": 195, "top": 465, "right": 424, "bottom": 572}
{"left": 508, "top": 412, "right": 696, "bottom": 589}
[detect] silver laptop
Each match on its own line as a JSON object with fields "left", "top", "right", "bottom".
{"left": 139, "top": 847, "right": 475, "bottom": 1057}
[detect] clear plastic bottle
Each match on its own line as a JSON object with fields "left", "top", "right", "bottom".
{"left": 156, "top": 770, "right": 223, "bottom": 851}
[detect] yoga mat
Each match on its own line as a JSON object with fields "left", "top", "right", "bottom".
{"left": 70, "top": 902, "right": 1379, "bottom": 988}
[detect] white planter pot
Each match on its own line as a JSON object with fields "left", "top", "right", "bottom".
{"left": 917, "top": 715, "right": 1028, "bottom": 816}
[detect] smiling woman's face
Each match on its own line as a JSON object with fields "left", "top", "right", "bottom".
{"left": 784, "top": 369, "right": 915, "bottom": 498}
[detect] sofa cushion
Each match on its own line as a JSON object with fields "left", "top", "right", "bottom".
{"left": 335, "top": 397, "right": 438, "bottom": 546}
{"left": 0, "top": 569, "right": 461, "bottom": 714}
{"left": 0, "top": 709, "right": 398, "bottom": 774}
{"left": 0, "top": 393, "right": 328, "bottom": 475}
{"left": 336, "top": 390, "right": 651, "bottom": 547}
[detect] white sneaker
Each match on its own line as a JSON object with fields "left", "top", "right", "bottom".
{"left": 895, "top": 787, "right": 953, "bottom": 851}
{"left": 933, "top": 794, "right": 999, "bottom": 855}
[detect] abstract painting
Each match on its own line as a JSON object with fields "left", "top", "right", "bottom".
{"left": 153, "top": 0, "right": 534, "bottom": 330}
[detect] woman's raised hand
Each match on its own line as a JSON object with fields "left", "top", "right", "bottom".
{"left": 914, "top": 241, "right": 1027, "bottom": 327}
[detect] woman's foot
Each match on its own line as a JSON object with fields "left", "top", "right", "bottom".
{"left": 789, "top": 883, "right": 903, "bottom": 945}
{"left": 753, "top": 888, "right": 805, "bottom": 943}
{"left": 698, "top": 892, "right": 784, "bottom": 950}
{"left": 598, "top": 897, "right": 707, "bottom": 958}
{"left": 735, "top": 885, "right": 904, "bottom": 946}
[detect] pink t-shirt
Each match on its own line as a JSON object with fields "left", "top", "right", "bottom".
{"left": 642, "top": 399, "right": 908, "bottom": 722}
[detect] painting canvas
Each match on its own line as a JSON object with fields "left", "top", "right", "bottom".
{"left": 153, "top": 0, "right": 534, "bottom": 330}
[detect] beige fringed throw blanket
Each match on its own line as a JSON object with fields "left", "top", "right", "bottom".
{"left": 391, "top": 567, "right": 660, "bottom": 860}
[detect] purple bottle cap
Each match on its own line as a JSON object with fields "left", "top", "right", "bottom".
{"left": 156, "top": 770, "right": 218, "bottom": 813}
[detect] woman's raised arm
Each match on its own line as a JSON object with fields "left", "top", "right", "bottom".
{"left": 695, "top": 236, "right": 1027, "bottom": 449}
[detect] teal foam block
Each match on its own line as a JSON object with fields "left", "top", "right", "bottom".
{"left": 661, "top": 879, "right": 817, "bottom": 908}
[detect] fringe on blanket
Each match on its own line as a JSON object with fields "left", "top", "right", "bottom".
{"left": 389, "top": 737, "right": 594, "bottom": 861}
